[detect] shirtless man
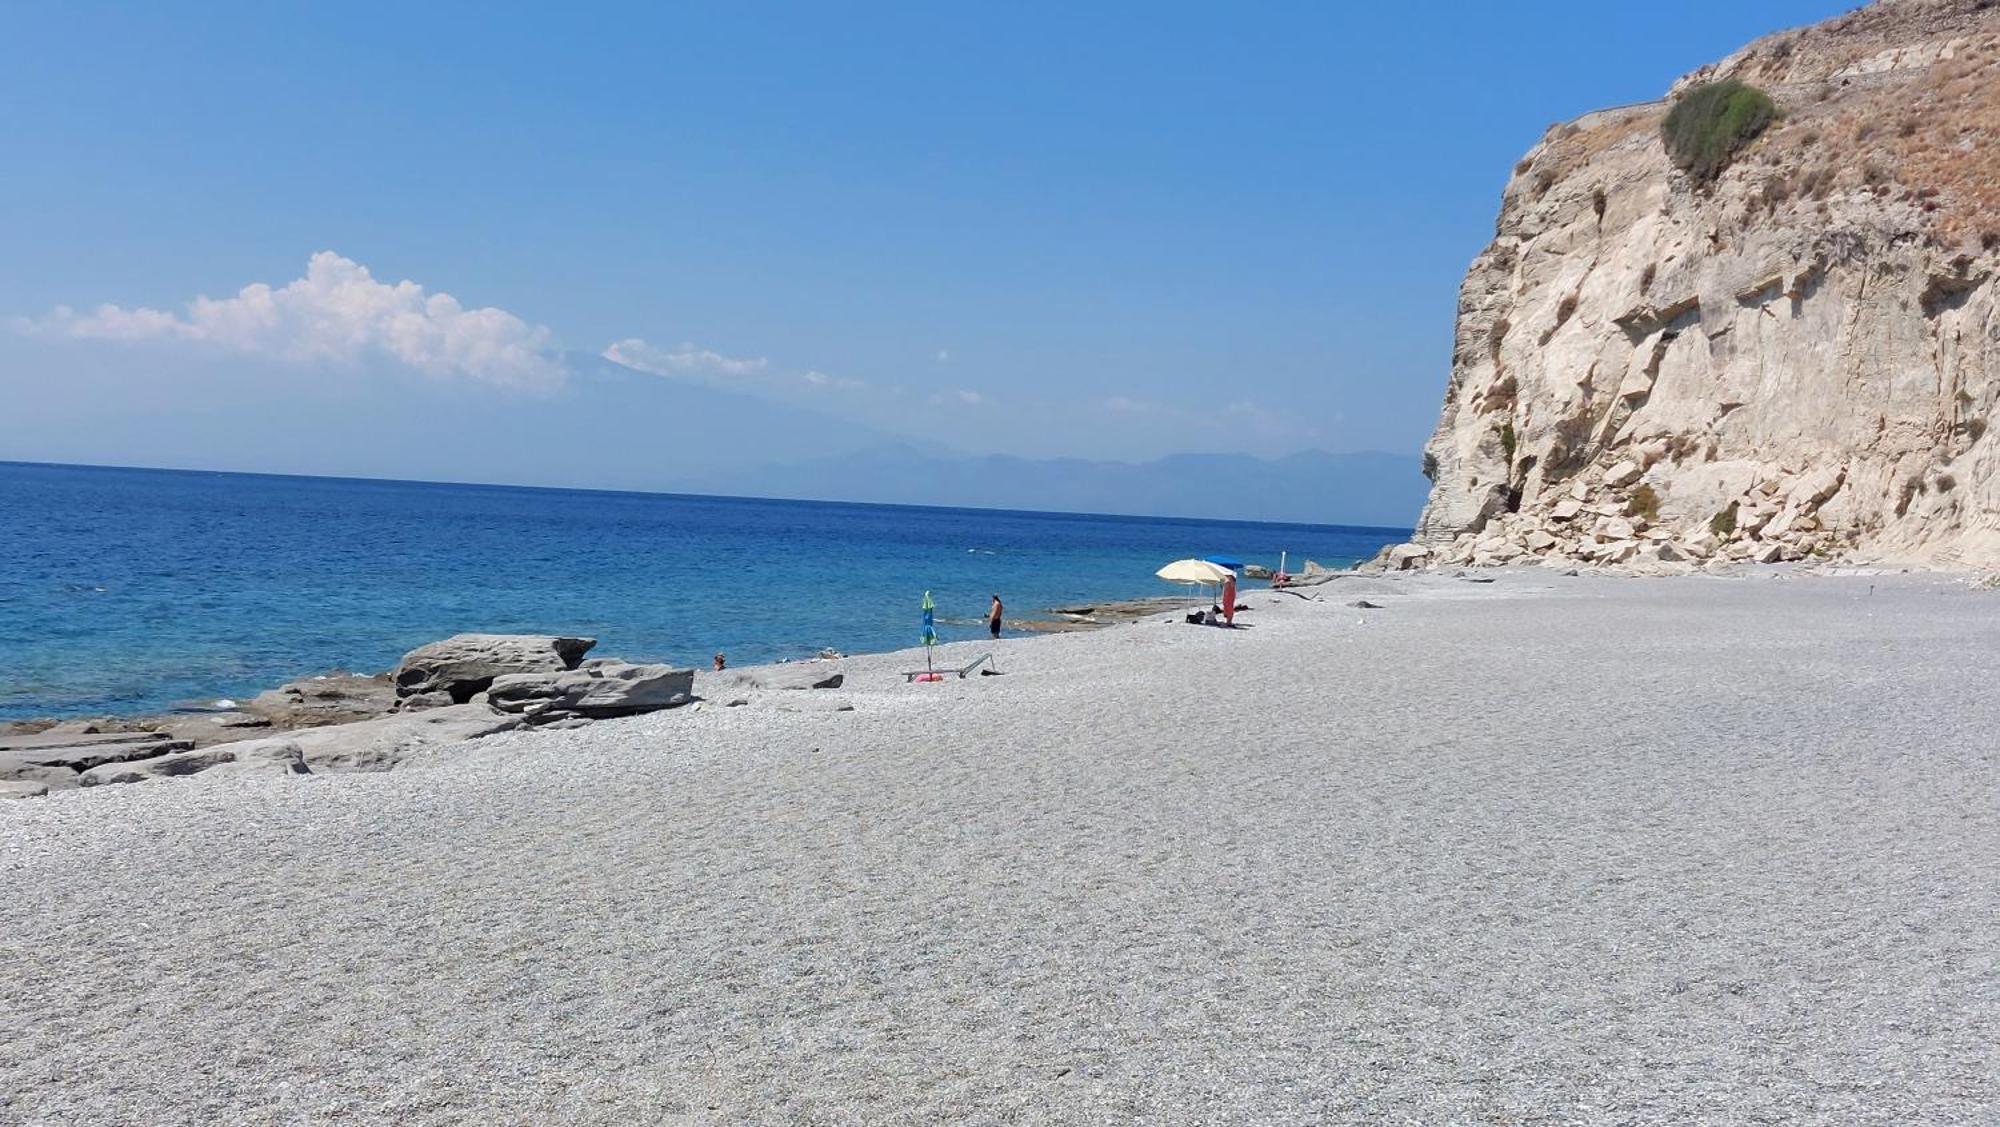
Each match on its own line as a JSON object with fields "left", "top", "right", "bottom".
{"left": 988, "top": 594, "right": 1003, "bottom": 639}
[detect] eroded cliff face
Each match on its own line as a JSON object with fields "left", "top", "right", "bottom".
{"left": 1405, "top": 0, "right": 2000, "bottom": 571}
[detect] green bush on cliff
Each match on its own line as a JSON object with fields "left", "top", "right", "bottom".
{"left": 1662, "top": 79, "right": 1777, "bottom": 183}
{"left": 1628, "top": 483, "right": 1661, "bottom": 522}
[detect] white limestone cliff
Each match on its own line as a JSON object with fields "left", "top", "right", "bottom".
{"left": 1403, "top": 0, "right": 2000, "bottom": 571}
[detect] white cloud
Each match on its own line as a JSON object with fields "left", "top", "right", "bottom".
{"left": 936, "top": 349, "right": 950, "bottom": 363}
{"left": 929, "top": 388, "right": 986, "bottom": 407}
{"left": 802, "top": 369, "right": 864, "bottom": 390}
{"left": 15, "top": 251, "right": 565, "bottom": 389}
{"left": 603, "top": 338, "right": 768, "bottom": 378}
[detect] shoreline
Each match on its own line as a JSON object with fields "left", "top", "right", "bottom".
{"left": 0, "top": 594, "right": 1206, "bottom": 737}
{"left": 6, "top": 558, "right": 1983, "bottom": 799}
{"left": 4, "top": 557, "right": 1972, "bottom": 774}
{"left": 0, "top": 557, "right": 1966, "bottom": 734}
{"left": 0, "top": 595, "right": 1232, "bottom": 751}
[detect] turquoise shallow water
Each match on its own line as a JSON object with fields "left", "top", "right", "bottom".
{"left": 0, "top": 461, "right": 1406, "bottom": 718}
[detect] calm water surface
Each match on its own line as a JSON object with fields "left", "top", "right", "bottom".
{"left": 0, "top": 461, "right": 1405, "bottom": 718}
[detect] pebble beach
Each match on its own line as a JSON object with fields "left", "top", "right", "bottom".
{"left": 4, "top": 569, "right": 1997, "bottom": 1124}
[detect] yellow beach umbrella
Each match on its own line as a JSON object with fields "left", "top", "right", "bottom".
{"left": 1156, "top": 558, "right": 1235, "bottom": 585}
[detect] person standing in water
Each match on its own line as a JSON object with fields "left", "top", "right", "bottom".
{"left": 988, "top": 594, "right": 1003, "bottom": 639}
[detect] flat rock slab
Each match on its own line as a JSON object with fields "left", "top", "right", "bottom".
{"left": 0, "top": 730, "right": 174, "bottom": 753}
{"left": 79, "top": 740, "right": 308, "bottom": 786}
{"left": 0, "top": 733, "right": 194, "bottom": 778}
{"left": 284, "top": 705, "right": 524, "bottom": 771}
{"left": 9, "top": 707, "right": 529, "bottom": 784}
{"left": 5, "top": 764, "right": 88, "bottom": 792}
{"left": 244, "top": 673, "right": 396, "bottom": 727}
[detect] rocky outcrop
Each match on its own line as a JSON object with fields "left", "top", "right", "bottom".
{"left": 244, "top": 673, "right": 396, "bottom": 727}
{"left": 10, "top": 635, "right": 693, "bottom": 797}
{"left": 0, "top": 731, "right": 195, "bottom": 790}
{"left": 487, "top": 662, "right": 695, "bottom": 724}
{"left": 393, "top": 634, "right": 596, "bottom": 702}
{"left": 1406, "top": 0, "right": 2000, "bottom": 570}
{"left": 79, "top": 739, "right": 309, "bottom": 786}
{"left": 283, "top": 705, "right": 523, "bottom": 772}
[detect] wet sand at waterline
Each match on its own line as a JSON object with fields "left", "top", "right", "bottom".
{"left": 4, "top": 569, "right": 1996, "bottom": 1124}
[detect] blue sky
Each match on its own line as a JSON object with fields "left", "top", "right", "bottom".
{"left": 1, "top": 1, "right": 1851, "bottom": 471}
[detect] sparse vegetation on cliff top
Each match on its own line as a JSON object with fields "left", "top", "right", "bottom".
{"left": 1662, "top": 79, "right": 1777, "bottom": 183}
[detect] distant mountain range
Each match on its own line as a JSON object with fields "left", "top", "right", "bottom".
{"left": 3, "top": 345, "right": 1425, "bottom": 527}
{"left": 679, "top": 446, "right": 1426, "bottom": 528}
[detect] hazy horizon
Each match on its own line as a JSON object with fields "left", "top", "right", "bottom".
{"left": 2, "top": 447, "right": 1426, "bottom": 530}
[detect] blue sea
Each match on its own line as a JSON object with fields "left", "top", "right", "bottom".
{"left": 0, "top": 461, "right": 1405, "bottom": 719}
